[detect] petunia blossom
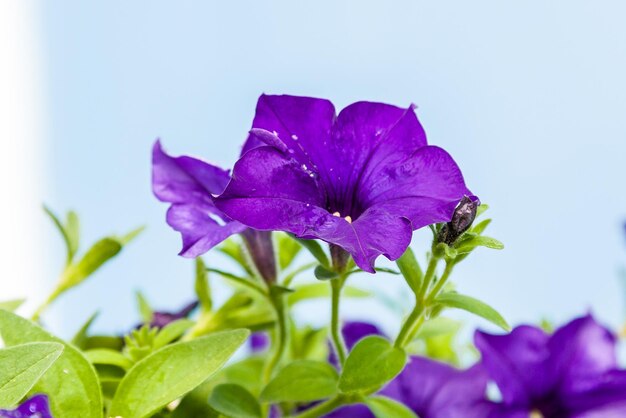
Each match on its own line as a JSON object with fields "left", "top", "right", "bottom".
{"left": 0, "top": 395, "right": 53, "bottom": 418}
{"left": 216, "top": 94, "right": 474, "bottom": 272}
{"left": 475, "top": 314, "right": 626, "bottom": 417}
{"left": 152, "top": 141, "right": 277, "bottom": 282}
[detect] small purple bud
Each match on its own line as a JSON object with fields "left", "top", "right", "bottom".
{"left": 437, "top": 196, "right": 478, "bottom": 246}
{"left": 149, "top": 300, "right": 198, "bottom": 329}
{"left": 241, "top": 230, "right": 277, "bottom": 283}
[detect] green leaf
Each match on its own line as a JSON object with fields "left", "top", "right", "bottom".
{"left": 135, "top": 291, "right": 153, "bottom": 323}
{"left": 260, "top": 360, "right": 338, "bottom": 402}
{"left": 282, "top": 262, "right": 316, "bottom": 287}
{"left": 195, "top": 257, "right": 212, "bottom": 311}
{"left": 314, "top": 264, "right": 338, "bottom": 280}
{"left": 59, "top": 238, "right": 122, "bottom": 291}
{"left": 365, "top": 396, "right": 418, "bottom": 418}
{"left": 116, "top": 225, "right": 145, "bottom": 246}
{"left": 209, "top": 383, "right": 261, "bottom": 418}
{"left": 435, "top": 292, "right": 510, "bottom": 331}
{"left": 85, "top": 348, "right": 133, "bottom": 371}
{"left": 207, "top": 268, "right": 267, "bottom": 295}
{"left": 70, "top": 311, "right": 99, "bottom": 349}
{"left": 455, "top": 235, "right": 504, "bottom": 254}
{"left": 287, "top": 283, "right": 370, "bottom": 306}
{"left": 338, "top": 336, "right": 407, "bottom": 394}
{"left": 293, "top": 237, "right": 330, "bottom": 267}
{"left": 0, "top": 299, "right": 24, "bottom": 312}
{"left": 476, "top": 203, "right": 489, "bottom": 217}
{"left": 109, "top": 329, "right": 249, "bottom": 418}
{"left": 277, "top": 232, "right": 302, "bottom": 270}
{"left": 153, "top": 319, "right": 194, "bottom": 349}
{"left": 65, "top": 211, "right": 80, "bottom": 261}
{"left": 396, "top": 248, "right": 422, "bottom": 294}
{"left": 0, "top": 310, "right": 102, "bottom": 418}
{"left": 43, "top": 205, "right": 75, "bottom": 264}
{"left": 0, "top": 342, "right": 64, "bottom": 407}
{"left": 471, "top": 218, "right": 492, "bottom": 235}
{"left": 218, "top": 238, "right": 254, "bottom": 276}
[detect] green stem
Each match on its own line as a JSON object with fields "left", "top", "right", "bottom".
{"left": 31, "top": 288, "right": 61, "bottom": 321}
{"left": 262, "top": 291, "right": 288, "bottom": 384}
{"left": 394, "top": 302, "right": 425, "bottom": 349}
{"left": 292, "top": 395, "right": 347, "bottom": 418}
{"left": 330, "top": 276, "right": 347, "bottom": 366}
{"left": 425, "top": 261, "right": 454, "bottom": 304}
{"left": 417, "top": 255, "right": 438, "bottom": 301}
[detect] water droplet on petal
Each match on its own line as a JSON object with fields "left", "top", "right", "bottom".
{"left": 291, "top": 134, "right": 299, "bottom": 140}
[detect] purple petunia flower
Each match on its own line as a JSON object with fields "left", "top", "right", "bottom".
{"left": 215, "top": 94, "right": 473, "bottom": 272}
{"left": 152, "top": 141, "right": 277, "bottom": 282}
{"left": 0, "top": 395, "right": 53, "bottom": 418}
{"left": 475, "top": 314, "right": 626, "bottom": 417}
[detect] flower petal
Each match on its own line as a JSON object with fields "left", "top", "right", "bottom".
{"left": 324, "top": 404, "right": 375, "bottom": 418}
{"left": 363, "top": 146, "right": 474, "bottom": 229}
{"left": 166, "top": 204, "right": 246, "bottom": 257}
{"left": 382, "top": 357, "right": 488, "bottom": 417}
{"left": 567, "top": 370, "right": 626, "bottom": 417}
{"left": 549, "top": 315, "right": 618, "bottom": 396}
{"left": 474, "top": 326, "right": 552, "bottom": 406}
{"left": 241, "top": 94, "right": 336, "bottom": 169}
{"left": 152, "top": 140, "right": 230, "bottom": 205}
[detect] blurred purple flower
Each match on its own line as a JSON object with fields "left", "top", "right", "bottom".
{"left": 0, "top": 395, "right": 53, "bottom": 418}
{"left": 327, "top": 357, "right": 490, "bottom": 418}
{"left": 149, "top": 300, "right": 198, "bottom": 328}
{"left": 249, "top": 332, "right": 270, "bottom": 352}
{"left": 152, "top": 141, "right": 277, "bottom": 282}
{"left": 216, "top": 94, "right": 474, "bottom": 272}
{"left": 325, "top": 321, "right": 490, "bottom": 418}
{"left": 475, "top": 314, "right": 626, "bottom": 417}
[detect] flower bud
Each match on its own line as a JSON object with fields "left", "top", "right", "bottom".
{"left": 437, "top": 196, "right": 478, "bottom": 246}
{"left": 241, "top": 230, "right": 277, "bottom": 283}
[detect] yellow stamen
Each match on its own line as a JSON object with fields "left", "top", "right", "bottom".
{"left": 344, "top": 215, "right": 352, "bottom": 223}
{"left": 332, "top": 212, "right": 341, "bottom": 217}
{"left": 530, "top": 411, "right": 544, "bottom": 418}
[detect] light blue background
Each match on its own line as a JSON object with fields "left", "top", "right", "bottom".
{"left": 38, "top": 1, "right": 626, "bottom": 337}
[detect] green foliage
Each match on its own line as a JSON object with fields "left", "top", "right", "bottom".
{"left": 0, "top": 299, "right": 24, "bottom": 312}
{"left": 0, "top": 342, "right": 63, "bottom": 407}
{"left": 209, "top": 384, "right": 262, "bottom": 418}
{"left": 70, "top": 312, "right": 99, "bottom": 349}
{"left": 435, "top": 292, "right": 510, "bottom": 331}
{"left": 277, "top": 232, "right": 302, "bottom": 270}
{"left": 195, "top": 257, "right": 212, "bottom": 312}
{"left": 0, "top": 310, "right": 102, "bottom": 418}
{"left": 396, "top": 248, "right": 423, "bottom": 294}
{"left": 293, "top": 236, "right": 330, "bottom": 267}
{"left": 339, "top": 336, "right": 407, "bottom": 394}
{"left": 135, "top": 291, "right": 154, "bottom": 323}
{"left": 109, "top": 329, "right": 249, "bottom": 418}
{"left": 85, "top": 348, "right": 134, "bottom": 371}
{"left": 314, "top": 264, "right": 338, "bottom": 280}
{"left": 287, "top": 283, "right": 370, "bottom": 306}
{"left": 261, "top": 360, "right": 339, "bottom": 403}
{"left": 37, "top": 206, "right": 143, "bottom": 320}
{"left": 365, "top": 396, "right": 419, "bottom": 418}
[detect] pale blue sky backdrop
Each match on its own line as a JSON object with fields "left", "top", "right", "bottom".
{"left": 37, "top": 1, "right": 626, "bottom": 337}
